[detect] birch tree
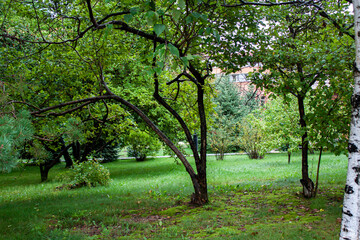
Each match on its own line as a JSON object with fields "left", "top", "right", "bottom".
{"left": 340, "top": 1, "right": 360, "bottom": 239}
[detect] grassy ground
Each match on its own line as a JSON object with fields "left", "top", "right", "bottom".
{"left": 0, "top": 152, "right": 347, "bottom": 239}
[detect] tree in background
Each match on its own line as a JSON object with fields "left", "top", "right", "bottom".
{"left": 238, "top": 112, "right": 268, "bottom": 159}
{"left": 209, "top": 75, "right": 260, "bottom": 159}
{"left": 126, "top": 129, "right": 162, "bottom": 162}
{"left": 261, "top": 97, "right": 301, "bottom": 164}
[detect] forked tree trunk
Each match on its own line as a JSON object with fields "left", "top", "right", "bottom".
{"left": 340, "top": 1, "right": 360, "bottom": 238}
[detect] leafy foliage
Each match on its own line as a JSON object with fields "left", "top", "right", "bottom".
{"left": 126, "top": 130, "right": 162, "bottom": 161}
{"left": 238, "top": 113, "right": 268, "bottom": 159}
{"left": 57, "top": 160, "right": 111, "bottom": 189}
{"left": 261, "top": 97, "right": 301, "bottom": 154}
{"left": 209, "top": 75, "right": 260, "bottom": 158}
{"left": 0, "top": 111, "right": 33, "bottom": 172}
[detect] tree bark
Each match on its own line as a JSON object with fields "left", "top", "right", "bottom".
{"left": 340, "top": 1, "right": 360, "bottom": 238}
{"left": 60, "top": 138, "right": 73, "bottom": 168}
{"left": 287, "top": 151, "right": 291, "bottom": 164}
{"left": 72, "top": 141, "right": 81, "bottom": 162}
{"left": 298, "top": 96, "right": 314, "bottom": 198}
{"left": 314, "top": 147, "right": 322, "bottom": 198}
{"left": 39, "top": 159, "right": 58, "bottom": 182}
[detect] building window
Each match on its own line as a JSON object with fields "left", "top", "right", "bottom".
{"left": 260, "top": 96, "right": 266, "bottom": 106}
{"left": 230, "top": 73, "right": 248, "bottom": 82}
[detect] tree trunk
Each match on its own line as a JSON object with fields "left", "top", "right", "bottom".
{"left": 72, "top": 141, "right": 81, "bottom": 162}
{"left": 298, "top": 96, "right": 314, "bottom": 198}
{"left": 314, "top": 147, "right": 322, "bottom": 198}
{"left": 191, "top": 174, "right": 208, "bottom": 205}
{"left": 340, "top": 1, "right": 360, "bottom": 238}
{"left": 63, "top": 149, "right": 73, "bottom": 168}
{"left": 287, "top": 151, "right": 291, "bottom": 164}
{"left": 40, "top": 165, "right": 49, "bottom": 182}
{"left": 60, "top": 138, "right": 73, "bottom": 168}
{"left": 39, "top": 160, "right": 57, "bottom": 182}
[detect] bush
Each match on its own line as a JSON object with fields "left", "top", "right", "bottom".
{"left": 126, "top": 130, "right": 161, "bottom": 161}
{"left": 56, "top": 160, "right": 111, "bottom": 189}
{"left": 238, "top": 114, "right": 268, "bottom": 159}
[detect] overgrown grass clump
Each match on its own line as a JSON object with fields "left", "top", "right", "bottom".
{"left": 0, "top": 152, "right": 347, "bottom": 239}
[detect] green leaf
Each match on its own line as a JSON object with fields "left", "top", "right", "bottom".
{"left": 199, "top": 13, "right": 208, "bottom": 22}
{"left": 172, "top": 9, "right": 181, "bottom": 22}
{"left": 154, "top": 67, "right": 162, "bottom": 74}
{"left": 157, "top": 61, "right": 164, "bottom": 68}
{"left": 186, "top": 54, "right": 198, "bottom": 60}
{"left": 146, "top": 11, "right": 158, "bottom": 26}
{"left": 181, "top": 56, "right": 189, "bottom": 67}
{"left": 168, "top": 43, "right": 179, "bottom": 58}
{"left": 154, "top": 24, "right": 166, "bottom": 36}
{"left": 104, "top": 24, "right": 113, "bottom": 39}
{"left": 130, "top": 7, "right": 139, "bottom": 15}
{"left": 124, "top": 14, "right": 133, "bottom": 23}
{"left": 185, "top": 15, "right": 194, "bottom": 24}
{"left": 178, "top": 0, "right": 186, "bottom": 10}
{"left": 155, "top": 43, "right": 165, "bottom": 51}
{"left": 213, "top": 29, "right": 220, "bottom": 42}
{"left": 192, "top": 12, "right": 201, "bottom": 19}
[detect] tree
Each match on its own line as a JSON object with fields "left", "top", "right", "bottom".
{"left": 0, "top": 110, "right": 33, "bottom": 172}
{"left": 238, "top": 112, "right": 268, "bottom": 159}
{"left": 250, "top": 3, "right": 353, "bottom": 198}
{"left": 208, "top": 113, "right": 235, "bottom": 160}
{"left": 1, "top": 0, "right": 225, "bottom": 204}
{"left": 340, "top": 0, "right": 360, "bottom": 238}
{"left": 261, "top": 97, "right": 300, "bottom": 164}
{"left": 2, "top": 0, "right": 344, "bottom": 204}
{"left": 209, "top": 75, "right": 260, "bottom": 159}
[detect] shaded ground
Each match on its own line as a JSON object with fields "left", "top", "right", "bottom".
{"left": 38, "top": 185, "right": 343, "bottom": 239}
{"left": 0, "top": 153, "right": 346, "bottom": 239}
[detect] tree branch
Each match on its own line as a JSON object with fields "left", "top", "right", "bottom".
{"left": 222, "top": 0, "right": 313, "bottom": 7}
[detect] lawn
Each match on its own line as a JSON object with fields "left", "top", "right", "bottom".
{"left": 0, "top": 152, "right": 347, "bottom": 239}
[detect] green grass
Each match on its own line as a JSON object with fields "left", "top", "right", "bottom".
{"left": 0, "top": 152, "right": 347, "bottom": 239}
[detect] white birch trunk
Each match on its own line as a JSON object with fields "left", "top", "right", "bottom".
{"left": 340, "top": 1, "right": 360, "bottom": 239}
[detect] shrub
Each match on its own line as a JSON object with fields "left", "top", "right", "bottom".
{"left": 126, "top": 130, "right": 161, "bottom": 161}
{"left": 56, "top": 160, "right": 111, "bottom": 189}
{"left": 238, "top": 114, "right": 268, "bottom": 159}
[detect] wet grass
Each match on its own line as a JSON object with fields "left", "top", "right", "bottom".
{"left": 0, "top": 152, "right": 347, "bottom": 239}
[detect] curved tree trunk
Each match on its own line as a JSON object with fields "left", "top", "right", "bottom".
{"left": 340, "top": 1, "right": 360, "bottom": 238}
